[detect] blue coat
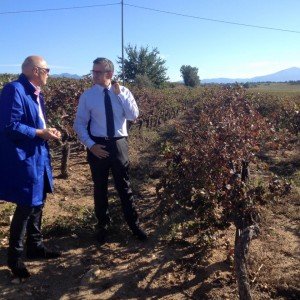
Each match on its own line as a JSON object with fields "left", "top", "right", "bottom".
{"left": 0, "top": 74, "right": 53, "bottom": 206}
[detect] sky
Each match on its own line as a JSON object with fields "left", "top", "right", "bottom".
{"left": 0, "top": 0, "right": 300, "bottom": 81}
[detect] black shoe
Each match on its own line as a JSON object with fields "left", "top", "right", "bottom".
{"left": 96, "top": 228, "right": 107, "bottom": 244}
{"left": 27, "top": 247, "right": 61, "bottom": 260}
{"left": 8, "top": 258, "right": 31, "bottom": 279}
{"left": 132, "top": 227, "right": 147, "bottom": 241}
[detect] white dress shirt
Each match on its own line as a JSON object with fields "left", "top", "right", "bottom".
{"left": 36, "top": 96, "right": 46, "bottom": 129}
{"left": 73, "top": 84, "right": 139, "bottom": 149}
{"left": 31, "top": 82, "right": 46, "bottom": 129}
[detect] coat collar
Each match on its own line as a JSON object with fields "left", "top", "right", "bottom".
{"left": 18, "top": 73, "right": 37, "bottom": 96}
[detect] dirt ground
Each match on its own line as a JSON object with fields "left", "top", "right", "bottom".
{"left": 0, "top": 134, "right": 299, "bottom": 300}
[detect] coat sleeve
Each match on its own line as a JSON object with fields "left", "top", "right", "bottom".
{"left": 2, "top": 84, "right": 36, "bottom": 140}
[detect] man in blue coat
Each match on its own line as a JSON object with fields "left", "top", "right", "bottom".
{"left": 0, "top": 55, "right": 62, "bottom": 278}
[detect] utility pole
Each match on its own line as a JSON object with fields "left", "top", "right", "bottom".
{"left": 121, "top": 0, "right": 125, "bottom": 85}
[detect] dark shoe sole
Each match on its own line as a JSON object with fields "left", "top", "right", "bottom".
{"left": 132, "top": 229, "right": 148, "bottom": 241}
{"left": 96, "top": 229, "right": 108, "bottom": 244}
{"left": 10, "top": 267, "right": 31, "bottom": 278}
{"left": 134, "top": 234, "right": 148, "bottom": 241}
{"left": 27, "top": 248, "right": 61, "bottom": 260}
{"left": 8, "top": 259, "right": 31, "bottom": 279}
{"left": 27, "top": 253, "right": 61, "bottom": 260}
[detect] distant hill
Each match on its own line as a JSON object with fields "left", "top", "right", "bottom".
{"left": 202, "top": 67, "right": 300, "bottom": 84}
{"left": 51, "top": 73, "right": 82, "bottom": 79}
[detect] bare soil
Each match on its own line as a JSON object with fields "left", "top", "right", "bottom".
{"left": 0, "top": 134, "right": 299, "bottom": 300}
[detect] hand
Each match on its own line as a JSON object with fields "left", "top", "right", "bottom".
{"left": 90, "top": 144, "right": 109, "bottom": 159}
{"left": 112, "top": 82, "right": 121, "bottom": 95}
{"left": 36, "top": 128, "right": 61, "bottom": 140}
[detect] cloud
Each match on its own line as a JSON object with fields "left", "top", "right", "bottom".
{"left": 0, "top": 64, "right": 72, "bottom": 70}
{"left": 0, "top": 64, "right": 21, "bottom": 67}
{"left": 247, "top": 61, "right": 275, "bottom": 69}
{"left": 218, "top": 60, "right": 300, "bottom": 79}
{"left": 159, "top": 54, "right": 170, "bottom": 60}
{"left": 49, "top": 65, "right": 72, "bottom": 70}
{"left": 241, "top": 60, "right": 300, "bottom": 78}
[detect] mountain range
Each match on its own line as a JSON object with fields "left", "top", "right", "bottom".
{"left": 51, "top": 73, "right": 82, "bottom": 79}
{"left": 201, "top": 67, "right": 300, "bottom": 84}
{"left": 52, "top": 67, "right": 300, "bottom": 84}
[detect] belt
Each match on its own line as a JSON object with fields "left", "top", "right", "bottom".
{"left": 91, "top": 136, "right": 126, "bottom": 143}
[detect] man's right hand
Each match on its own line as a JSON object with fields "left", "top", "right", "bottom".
{"left": 112, "top": 82, "right": 121, "bottom": 95}
{"left": 90, "top": 144, "right": 109, "bottom": 159}
{"left": 36, "top": 128, "right": 61, "bottom": 140}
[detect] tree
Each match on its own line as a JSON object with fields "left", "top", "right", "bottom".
{"left": 118, "top": 45, "right": 168, "bottom": 87}
{"left": 180, "top": 65, "right": 200, "bottom": 87}
{"left": 134, "top": 74, "right": 154, "bottom": 88}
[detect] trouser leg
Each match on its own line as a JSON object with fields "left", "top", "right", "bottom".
{"left": 8, "top": 205, "right": 32, "bottom": 261}
{"left": 111, "top": 139, "right": 139, "bottom": 230}
{"left": 87, "top": 150, "right": 110, "bottom": 229}
{"left": 26, "top": 177, "right": 47, "bottom": 251}
{"left": 26, "top": 205, "right": 44, "bottom": 251}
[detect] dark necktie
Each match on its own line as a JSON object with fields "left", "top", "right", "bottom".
{"left": 104, "top": 88, "right": 115, "bottom": 137}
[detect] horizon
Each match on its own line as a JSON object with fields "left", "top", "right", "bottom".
{"left": 1, "top": 66, "right": 299, "bottom": 82}
{"left": 0, "top": 1, "right": 300, "bottom": 81}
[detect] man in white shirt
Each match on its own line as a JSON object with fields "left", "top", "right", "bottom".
{"left": 73, "top": 57, "right": 147, "bottom": 243}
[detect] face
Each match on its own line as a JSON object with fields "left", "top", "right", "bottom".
{"left": 31, "top": 59, "right": 50, "bottom": 87}
{"left": 91, "top": 63, "right": 113, "bottom": 87}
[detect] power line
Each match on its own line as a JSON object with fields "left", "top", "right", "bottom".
{"left": 124, "top": 3, "right": 300, "bottom": 34}
{"left": 0, "top": 1, "right": 299, "bottom": 34}
{"left": 0, "top": 2, "right": 120, "bottom": 15}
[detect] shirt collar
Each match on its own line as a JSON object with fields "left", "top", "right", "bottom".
{"left": 95, "top": 83, "right": 112, "bottom": 91}
{"left": 30, "top": 81, "right": 41, "bottom": 96}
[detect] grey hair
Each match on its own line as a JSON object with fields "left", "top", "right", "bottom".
{"left": 93, "top": 57, "right": 114, "bottom": 72}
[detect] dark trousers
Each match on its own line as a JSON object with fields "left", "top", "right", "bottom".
{"left": 8, "top": 204, "right": 44, "bottom": 261}
{"left": 87, "top": 137, "right": 139, "bottom": 231}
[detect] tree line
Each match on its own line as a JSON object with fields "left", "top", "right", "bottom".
{"left": 119, "top": 44, "right": 200, "bottom": 87}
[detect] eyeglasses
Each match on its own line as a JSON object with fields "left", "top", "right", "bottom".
{"left": 90, "top": 70, "right": 110, "bottom": 76}
{"left": 35, "top": 66, "right": 50, "bottom": 74}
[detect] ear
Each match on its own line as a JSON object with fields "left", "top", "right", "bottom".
{"left": 32, "top": 66, "right": 39, "bottom": 76}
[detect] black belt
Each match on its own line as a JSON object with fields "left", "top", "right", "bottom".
{"left": 91, "top": 136, "right": 126, "bottom": 143}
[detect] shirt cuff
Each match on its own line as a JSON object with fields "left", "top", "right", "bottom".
{"left": 87, "top": 140, "right": 96, "bottom": 149}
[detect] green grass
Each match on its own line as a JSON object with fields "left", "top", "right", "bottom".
{"left": 0, "top": 202, "right": 15, "bottom": 239}
{"left": 248, "top": 83, "right": 300, "bottom": 99}
{"left": 291, "top": 169, "right": 300, "bottom": 187}
{"left": 43, "top": 204, "right": 96, "bottom": 236}
{"left": 0, "top": 202, "right": 15, "bottom": 221}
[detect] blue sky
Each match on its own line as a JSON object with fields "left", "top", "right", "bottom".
{"left": 0, "top": 0, "right": 299, "bottom": 81}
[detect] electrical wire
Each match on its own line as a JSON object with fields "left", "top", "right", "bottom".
{"left": 124, "top": 3, "right": 300, "bottom": 34}
{"left": 0, "top": 1, "right": 299, "bottom": 34}
{"left": 0, "top": 2, "right": 120, "bottom": 15}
